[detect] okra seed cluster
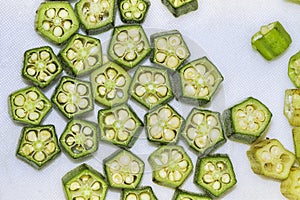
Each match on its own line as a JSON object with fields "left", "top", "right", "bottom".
{"left": 81, "top": 0, "right": 110, "bottom": 25}
{"left": 235, "top": 106, "right": 265, "bottom": 131}
{"left": 120, "top": 0, "right": 148, "bottom": 21}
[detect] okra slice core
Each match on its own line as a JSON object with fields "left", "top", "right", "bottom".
{"left": 121, "top": 186, "right": 158, "bottom": 200}
{"left": 280, "top": 167, "right": 300, "bottom": 200}
{"left": 288, "top": 51, "right": 300, "bottom": 88}
{"left": 161, "top": 0, "right": 198, "bottom": 17}
{"left": 284, "top": 89, "right": 300, "bottom": 126}
{"left": 118, "top": 0, "right": 150, "bottom": 23}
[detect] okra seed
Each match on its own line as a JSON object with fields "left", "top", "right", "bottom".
{"left": 155, "top": 52, "right": 167, "bottom": 63}
{"left": 270, "top": 145, "right": 281, "bottom": 156}
{"left": 75, "top": 197, "right": 85, "bottom": 200}
{"left": 131, "top": 161, "right": 140, "bottom": 173}
{"left": 98, "top": 86, "right": 106, "bottom": 96}
{"left": 112, "top": 173, "right": 123, "bottom": 184}
{"left": 199, "top": 87, "right": 209, "bottom": 97}
{"left": 221, "top": 173, "right": 231, "bottom": 184}
{"left": 40, "top": 51, "right": 50, "bottom": 60}
{"left": 22, "top": 144, "right": 34, "bottom": 155}
{"left": 63, "top": 20, "right": 71, "bottom": 30}
{"left": 169, "top": 36, "right": 180, "bottom": 47}
{"left": 87, "top": 57, "right": 97, "bottom": 66}
{"left": 124, "top": 119, "right": 136, "bottom": 130}
{"left": 117, "top": 131, "right": 129, "bottom": 141}
{"left": 276, "top": 163, "right": 284, "bottom": 172}
{"left": 122, "top": 2, "right": 130, "bottom": 10}
{"left": 125, "top": 12, "right": 132, "bottom": 18}
{"left": 117, "top": 31, "right": 128, "bottom": 42}
{"left": 187, "top": 127, "right": 197, "bottom": 140}
{"left": 16, "top": 108, "right": 26, "bottom": 118}
{"left": 58, "top": 9, "right": 68, "bottom": 18}
{"left": 125, "top": 175, "right": 134, "bottom": 184}
{"left": 207, "top": 74, "right": 215, "bottom": 86}
{"left": 14, "top": 94, "right": 25, "bottom": 106}
{"left": 150, "top": 126, "right": 163, "bottom": 139}
{"left": 104, "top": 114, "right": 115, "bottom": 126}
{"left": 69, "top": 181, "right": 81, "bottom": 191}
{"left": 65, "top": 103, "right": 77, "bottom": 113}
{"left": 74, "top": 60, "right": 84, "bottom": 71}
{"left": 110, "top": 161, "right": 120, "bottom": 171}
{"left": 71, "top": 124, "right": 81, "bottom": 133}
{"left": 204, "top": 162, "right": 215, "bottom": 172}
{"left": 192, "top": 113, "right": 204, "bottom": 125}
{"left": 172, "top": 150, "right": 183, "bottom": 161}
{"left": 107, "top": 90, "right": 117, "bottom": 99}
{"left": 96, "top": 74, "right": 106, "bottom": 84}
{"left": 116, "top": 75, "right": 126, "bottom": 87}
{"left": 125, "top": 51, "right": 137, "bottom": 61}
{"left": 128, "top": 29, "right": 140, "bottom": 41}
{"left": 120, "top": 154, "right": 131, "bottom": 165}
{"left": 203, "top": 174, "right": 214, "bottom": 183}
{"left": 42, "top": 21, "right": 51, "bottom": 31}
{"left": 149, "top": 115, "right": 158, "bottom": 126}
{"left": 183, "top": 68, "right": 196, "bottom": 80}
{"left": 114, "top": 44, "right": 126, "bottom": 57}
{"left": 47, "top": 63, "right": 57, "bottom": 73}
{"left": 91, "top": 196, "right": 100, "bottom": 200}
{"left": 83, "top": 127, "right": 92, "bottom": 136}
{"left": 216, "top": 162, "right": 226, "bottom": 170}
{"left": 147, "top": 94, "right": 158, "bottom": 104}
{"left": 105, "top": 129, "right": 115, "bottom": 140}
{"left": 63, "top": 82, "right": 75, "bottom": 93}
{"left": 135, "top": 85, "right": 146, "bottom": 97}
{"left": 159, "top": 169, "right": 167, "bottom": 178}
{"left": 138, "top": 2, "right": 145, "bottom": 11}
{"left": 212, "top": 180, "right": 221, "bottom": 190}
{"left": 167, "top": 116, "right": 180, "bottom": 128}
{"left": 74, "top": 39, "right": 84, "bottom": 49}
{"left": 178, "top": 160, "right": 188, "bottom": 169}
{"left": 161, "top": 152, "right": 169, "bottom": 164}
{"left": 158, "top": 108, "right": 172, "bottom": 120}
{"left": 91, "top": 181, "right": 101, "bottom": 191}
{"left": 29, "top": 112, "right": 40, "bottom": 121}
{"left": 164, "top": 129, "right": 175, "bottom": 141}
{"left": 195, "top": 64, "right": 206, "bottom": 75}
{"left": 46, "top": 8, "right": 55, "bottom": 19}
{"left": 107, "top": 68, "right": 117, "bottom": 80}
{"left": 81, "top": 175, "right": 91, "bottom": 183}
{"left": 53, "top": 26, "right": 63, "bottom": 37}
{"left": 45, "top": 142, "right": 56, "bottom": 154}
{"left": 126, "top": 194, "right": 137, "bottom": 200}
{"left": 40, "top": 130, "right": 51, "bottom": 141}
{"left": 207, "top": 115, "right": 218, "bottom": 127}
{"left": 28, "top": 91, "right": 38, "bottom": 101}
{"left": 185, "top": 85, "right": 196, "bottom": 96}
{"left": 195, "top": 136, "right": 208, "bottom": 148}
{"left": 66, "top": 136, "right": 75, "bottom": 145}
{"left": 138, "top": 72, "right": 152, "bottom": 84}
{"left": 77, "top": 84, "right": 88, "bottom": 95}
{"left": 133, "top": 11, "right": 142, "bottom": 19}
{"left": 166, "top": 56, "right": 179, "bottom": 69}
{"left": 209, "top": 129, "right": 221, "bottom": 141}
{"left": 140, "top": 193, "right": 150, "bottom": 200}
{"left": 34, "top": 151, "right": 46, "bottom": 162}
{"left": 173, "top": 170, "right": 182, "bottom": 181}
{"left": 156, "top": 38, "right": 167, "bottom": 50}
{"left": 175, "top": 47, "right": 187, "bottom": 59}
{"left": 27, "top": 67, "right": 36, "bottom": 76}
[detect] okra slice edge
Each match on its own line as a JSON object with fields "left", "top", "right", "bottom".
{"left": 172, "top": 189, "right": 212, "bottom": 200}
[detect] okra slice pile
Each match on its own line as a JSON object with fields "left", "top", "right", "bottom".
{"left": 98, "top": 104, "right": 143, "bottom": 148}
{"left": 288, "top": 51, "right": 300, "bottom": 88}
{"left": 121, "top": 186, "right": 158, "bottom": 200}
{"left": 22, "top": 46, "right": 63, "bottom": 88}
{"left": 129, "top": 66, "right": 173, "bottom": 109}
{"left": 16, "top": 125, "right": 60, "bottom": 169}
{"left": 280, "top": 167, "right": 300, "bottom": 200}
{"left": 284, "top": 89, "right": 300, "bottom": 126}
{"left": 172, "top": 189, "right": 212, "bottom": 200}
{"left": 62, "top": 163, "right": 108, "bottom": 200}
{"left": 35, "top": 1, "right": 79, "bottom": 44}
{"left": 59, "top": 33, "right": 102, "bottom": 76}
{"left": 161, "top": 0, "right": 198, "bottom": 17}
{"left": 194, "top": 154, "right": 237, "bottom": 198}
{"left": 9, "top": 86, "right": 52, "bottom": 125}
{"left": 118, "top": 0, "right": 150, "bottom": 24}
{"left": 148, "top": 145, "right": 193, "bottom": 188}
{"left": 292, "top": 127, "right": 300, "bottom": 162}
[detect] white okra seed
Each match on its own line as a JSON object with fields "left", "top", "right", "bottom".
{"left": 135, "top": 85, "right": 146, "bottom": 97}
{"left": 117, "top": 131, "right": 129, "bottom": 141}
{"left": 34, "top": 151, "right": 46, "bottom": 162}
{"left": 155, "top": 52, "right": 167, "bottom": 63}
{"left": 69, "top": 181, "right": 81, "bottom": 191}
{"left": 83, "top": 127, "right": 92, "bottom": 135}
{"left": 173, "top": 170, "right": 182, "bottom": 181}
{"left": 164, "top": 129, "right": 175, "bottom": 141}
{"left": 148, "top": 114, "right": 158, "bottom": 126}
{"left": 26, "top": 131, "right": 37, "bottom": 142}
{"left": 115, "top": 75, "right": 126, "bottom": 87}
{"left": 117, "top": 31, "right": 128, "bottom": 42}
{"left": 104, "top": 114, "right": 115, "bottom": 126}
{"left": 125, "top": 12, "right": 132, "bottom": 18}
{"left": 203, "top": 174, "right": 214, "bottom": 183}
{"left": 195, "top": 64, "right": 206, "bottom": 75}
{"left": 58, "top": 9, "right": 68, "bottom": 18}
{"left": 166, "top": 56, "right": 179, "bottom": 69}
{"left": 192, "top": 113, "right": 204, "bottom": 125}
{"left": 140, "top": 193, "right": 150, "bottom": 200}
{"left": 96, "top": 74, "right": 106, "bottom": 84}
{"left": 112, "top": 173, "right": 123, "bottom": 184}
{"left": 14, "top": 95, "right": 25, "bottom": 106}
{"left": 149, "top": 126, "right": 163, "bottom": 139}
{"left": 53, "top": 26, "right": 63, "bottom": 37}
{"left": 212, "top": 181, "right": 221, "bottom": 190}
{"left": 85, "top": 139, "right": 94, "bottom": 148}
{"left": 167, "top": 116, "right": 180, "bottom": 129}
{"left": 36, "top": 100, "right": 45, "bottom": 110}
{"left": 156, "top": 38, "right": 167, "bottom": 50}
{"left": 63, "top": 20, "right": 71, "bottom": 30}
{"left": 195, "top": 136, "right": 208, "bottom": 148}
{"left": 74, "top": 60, "right": 84, "bottom": 71}
{"left": 183, "top": 67, "right": 196, "bottom": 80}
{"left": 63, "top": 82, "right": 75, "bottom": 93}
{"left": 138, "top": 2, "right": 145, "bottom": 10}
{"left": 158, "top": 108, "right": 172, "bottom": 121}
{"left": 125, "top": 175, "right": 134, "bottom": 184}
{"left": 42, "top": 21, "right": 51, "bottom": 31}
{"left": 131, "top": 161, "right": 140, "bottom": 173}
{"left": 46, "top": 8, "right": 55, "bottom": 18}
{"left": 119, "top": 154, "right": 131, "bottom": 165}
{"left": 45, "top": 142, "right": 56, "bottom": 154}
{"left": 57, "top": 93, "right": 68, "bottom": 104}
{"left": 66, "top": 136, "right": 75, "bottom": 145}
{"left": 22, "top": 144, "right": 34, "bottom": 155}
{"left": 47, "top": 63, "right": 57, "bottom": 73}
{"left": 168, "top": 36, "right": 180, "bottom": 46}
{"left": 124, "top": 119, "right": 136, "bottom": 130}
{"left": 65, "top": 103, "right": 77, "bottom": 113}
{"left": 126, "top": 194, "right": 137, "bottom": 200}
{"left": 207, "top": 115, "right": 218, "bottom": 127}
{"left": 207, "top": 74, "right": 215, "bottom": 86}
{"left": 28, "top": 91, "right": 38, "bottom": 101}
{"left": 98, "top": 86, "right": 106, "bottom": 96}
{"left": 128, "top": 29, "right": 140, "bottom": 41}
{"left": 77, "top": 84, "right": 88, "bottom": 95}
{"left": 175, "top": 47, "right": 187, "bottom": 59}
{"left": 199, "top": 87, "right": 209, "bottom": 97}
{"left": 125, "top": 51, "right": 137, "bottom": 61}
{"left": 178, "top": 160, "right": 188, "bottom": 169}
{"left": 209, "top": 129, "right": 221, "bottom": 141}
{"left": 187, "top": 127, "right": 197, "bottom": 140}
{"left": 133, "top": 11, "right": 142, "bottom": 19}
{"left": 91, "top": 196, "right": 100, "bottom": 200}
{"left": 147, "top": 94, "right": 158, "bottom": 104}
{"left": 109, "top": 160, "right": 120, "bottom": 171}
{"left": 122, "top": 2, "right": 130, "bottom": 10}
{"left": 30, "top": 53, "right": 38, "bottom": 61}
{"left": 221, "top": 173, "right": 231, "bottom": 184}
{"left": 270, "top": 145, "right": 281, "bottom": 156}
{"left": 105, "top": 129, "right": 115, "bottom": 140}
{"left": 118, "top": 109, "right": 129, "bottom": 121}
{"left": 107, "top": 89, "right": 117, "bottom": 99}
{"left": 136, "top": 41, "right": 144, "bottom": 52}
{"left": 16, "top": 108, "right": 26, "bottom": 118}
{"left": 107, "top": 68, "right": 117, "bottom": 80}
{"left": 29, "top": 112, "right": 40, "bottom": 121}
{"left": 159, "top": 169, "right": 167, "bottom": 178}
{"left": 40, "top": 130, "right": 51, "bottom": 141}
{"left": 40, "top": 51, "right": 50, "bottom": 60}
{"left": 87, "top": 56, "right": 97, "bottom": 66}
{"left": 138, "top": 72, "right": 152, "bottom": 84}
{"left": 66, "top": 49, "right": 76, "bottom": 60}
{"left": 74, "top": 39, "right": 84, "bottom": 49}
{"left": 91, "top": 181, "right": 101, "bottom": 191}
{"left": 160, "top": 152, "right": 168, "bottom": 164}
{"left": 184, "top": 85, "right": 196, "bottom": 96}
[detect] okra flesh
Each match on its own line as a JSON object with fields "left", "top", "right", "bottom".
{"left": 119, "top": 0, "right": 150, "bottom": 23}
{"left": 172, "top": 189, "right": 212, "bottom": 200}
{"left": 161, "top": 0, "right": 198, "bottom": 17}
{"left": 122, "top": 186, "right": 158, "bottom": 200}
{"left": 288, "top": 51, "right": 300, "bottom": 88}
{"left": 284, "top": 89, "right": 300, "bottom": 126}
{"left": 280, "top": 167, "right": 300, "bottom": 200}
{"left": 292, "top": 127, "right": 300, "bottom": 161}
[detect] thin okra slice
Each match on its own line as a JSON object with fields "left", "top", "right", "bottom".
{"left": 62, "top": 163, "right": 108, "bottom": 200}
{"left": 280, "top": 167, "right": 300, "bottom": 200}
{"left": 161, "top": 0, "right": 198, "bottom": 17}
{"left": 148, "top": 145, "right": 193, "bottom": 188}
{"left": 22, "top": 46, "right": 63, "bottom": 88}
{"left": 288, "top": 51, "right": 300, "bottom": 88}
{"left": 284, "top": 89, "right": 300, "bottom": 126}
{"left": 293, "top": 127, "right": 300, "bottom": 162}
{"left": 172, "top": 189, "right": 212, "bottom": 200}
{"left": 9, "top": 86, "right": 52, "bottom": 125}
{"left": 104, "top": 149, "right": 144, "bottom": 189}
{"left": 118, "top": 0, "right": 150, "bottom": 24}
{"left": 16, "top": 125, "right": 60, "bottom": 169}
{"left": 121, "top": 186, "right": 158, "bottom": 200}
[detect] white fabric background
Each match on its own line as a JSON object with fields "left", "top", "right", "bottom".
{"left": 1, "top": 0, "right": 298, "bottom": 199}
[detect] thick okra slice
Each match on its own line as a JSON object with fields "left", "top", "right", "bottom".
{"left": 129, "top": 66, "right": 173, "bottom": 109}
{"left": 35, "top": 1, "right": 79, "bottom": 44}
{"left": 9, "top": 86, "right": 52, "bottom": 125}
{"left": 22, "top": 46, "right": 63, "bottom": 88}
{"left": 108, "top": 25, "right": 151, "bottom": 69}
{"left": 288, "top": 51, "right": 300, "bottom": 88}
{"left": 280, "top": 167, "right": 300, "bottom": 200}
{"left": 172, "top": 189, "right": 212, "bottom": 200}
{"left": 104, "top": 149, "right": 144, "bottom": 189}
{"left": 75, "top": 0, "right": 116, "bottom": 34}
{"left": 16, "top": 125, "right": 60, "bottom": 169}
{"left": 52, "top": 76, "right": 94, "bottom": 119}
{"left": 293, "top": 127, "right": 300, "bottom": 162}
{"left": 284, "top": 89, "right": 300, "bottom": 126}
{"left": 246, "top": 138, "right": 295, "bottom": 180}
{"left": 145, "top": 104, "right": 184, "bottom": 144}
{"left": 182, "top": 108, "right": 225, "bottom": 155}
{"left": 194, "top": 154, "right": 236, "bottom": 198}
{"left": 161, "top": 0, "right": 198, "bottom": 17}
{"left": 60, "top": 119, "right": 98, "bottom": 159}
{"left": 251, "top": 21, "right": 292, "bottom": 60}
{"left": 118, "top": 0, "right": 150, "bottom": 24}
{"left": 223, "top": 97, "right": 272, "bottom": 144}
{"left": 59, "top": 33, "right": 102, "bottom": 76}
{"left": 62, "top": 163, "right": 108, "bottom": 200}
{"left": 148, "top": 145, "right": 193, "bottom": 188}
{"left": 91, "top": 62, "right": 131, "bottom": 107}
{"left": 121, "top": 186, "right": 158, "bottom": 200}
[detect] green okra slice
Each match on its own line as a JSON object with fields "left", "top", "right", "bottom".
{"left": 22, "top": 46, "right": 63, "bottom": 88}
{"left": 288, "top": 51, "right": 300, "bottom": 88}
{"left": 161, "top": 0, "right": 198, "bottom": 17}
{"left": 35, "top": 1, "right": 79, "bottom": 45}
{"left": 118, "top": 0, "right": 150, "bottom": 24}
{"left": 121, "top": 186, "right": 158, "bottom": 200}
{"left": 194, "top": 154, "right": 237, "bottom": 198}
{"left": 293, "top": 127, "right": 300, "bottom": 162}
{"left": 9, "top": 86, "right": 52, "bottom": 125}
{"left": 251, "top": 21, "right": 292, "bottom": 60}
{"left": 284, "top": 89, "right": 300, "bottom": 126}
{"left": 148, "top": 145, "right": 193, "bottom": 188}
{"left": 223, "top": 97, "right": 272, "bottom": 144}
{"left": 62, "top": 163, "right": 108, "bottom": 200}
{"left": 172, "top": 189, "right": 212, "bottom": 200}
{"left": 280, "top": 167, "right": 300, "bottom": 200}
{"left": 59, "top": 33, "right": 102, "bottom": 76}
{"left": 246, "top": 138, "right": 295, "bottom": 180}
{"left": 16, "top": 125, "right": 60, "bottom": 169}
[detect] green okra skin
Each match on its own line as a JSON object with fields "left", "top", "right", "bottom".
{"left": 284, "top": 89, "right": 300, "bottom": 126}
{"left": 293, "top": 127, "right": 300, "bottom": 162}
{"left": 121, "top": 186, "right": 158, "bottom": 200}
{"left": 280, "top": 167, "right": 300, "bottom": 200}
{"left": 161, "top": 0, "right": 198, "bottom": 17}
{"left": 288, "top": 51, "right": 300, "bottom": 88}
{"left": 172, "top": 189, "right": 212, "bottom": 200}
{"left": 118, "top": 0, "right": 150, "bottom": 24}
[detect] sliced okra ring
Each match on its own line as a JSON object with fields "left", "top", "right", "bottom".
{"left": 129, "top": 66, "right": 173, "bottom": 110}
{"left": 222, "top": 97, "right": 272, "bottom": 144}
{"left": 62, "top": 163, "right": 108, "bottom": 200}
{"left": 293, "top": 127, "right": 300, "bottom": 162}
{"left": 104, "top": 149, "right": 144, "bottom": 189}
{"left": 59, "top": 33, "right": 102, "bottom": 76}
{"left": 284, "top": 89, "right": 300, "bottom": 126}
{"left": 22, "top": 46, "right": 63, "bottom": 88}
{"left": 121, "top": 186, "right": 158, "bottom": 200}
{"left": 148, "top": 145, "right": 193, "bottom": 188}
{"left": 9, "top": 86, "right": 52, "bottom": 125}
{"left": 246, "top": 138, "right": 295, "bottom": 180}
{"left": 280, "top": 167, "right": 300, "bottom": 200}
{"left": 288, "top": 51, "right": 300, "bottom": 88}
{"left": 35, "top": 1, "right": 79, "bottom": 44}
{"left": 16, "top": 125, "right": 60, "bottom": 169}
{"left": 118, "top": 0, "right": 150, "bottom": 24}
{"left": 172, "top": 189, "right": 212, "bottom": 200}
{"left": 51, "top": 76, "right": 94, "bottom": 119}
{"left": 161, "top": 0, "right": 198, "bottom": 17}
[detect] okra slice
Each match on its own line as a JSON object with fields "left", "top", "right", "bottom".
{"left": 118, "top": 0, "right": 150, "bottom": 24}
{"left": 35, "top": 1, "right": 79, "bottom": 44}
{"left": 293, "top": 127, "right": 300, "bottom": 162}
{"left": 59, "top": 33, "right": 102, "bottom": 76}
{"left": 129, "top": 66, "right": 173, "bottom": 109}
{"left": 223, "top": 97, "right": 272, "bottom": 144}
{"left": 161, "top": 0, "right": 198, "bottom": 17}
{"left": 251, "top": 21, "right": 292, "bottom": 60}
{"left": 98, "top": 104, "right": 143, "bottom": 148}
{"left": 60, "top": 119, "right": 98, "bottom": 159}
{"left": 104, "top": 149, "right": 144, "bottom": 189}
{"left": 246, "top": 138, "right": 295, "bottom": 180}
{"left": 145, "top": 104, "right": 184, "bottom": 144}
{"left": 288, "top": 51, "right": 300, "bottom": 88}
{"left": 52, "top": 76, "right": 94, "bottom": 119}
{"left": 75, "top": 0, "right": 116, "bottom": 34}
{"left": 194, "top": 154, "right": 236, "bottom": 198}
{"left": 16, "top": 125, "right": 60, "bottom": 169}
{"left": 121, "top": 186, "right": 158, "bottom": 200}
{"left": 280, "top": 167, "right": 300, "bottom": 200}
{"left": 22, "top": 46, "right": 63, "bottom": 88}
{"left": 9, "top": 86, "right": 52, "bottom": 125}
{"left": 284, "top": 89, "right": 300, "bottom": 126}
{"left": 182, "top": 108, "right": 225, "bottom": 155}
{"left": 151, "top": 30, "right": 190, "bottom": 71}
{"left": 62, "top": 163, "right": 108, "bottom": 200}
{"left": 91, "top": 62, "right": 131, "bottom": 107}
{"left": 172, "top": 189, "right": 212, "bottom": 200}
{"left": 148, "top": 145, "right": 193, "bottom": 188}
{"left": 108, "top": 25, "right": 151, "bottom": 69}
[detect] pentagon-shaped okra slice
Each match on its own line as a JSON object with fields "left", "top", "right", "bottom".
{"left": 52, "top": 76, "right": 94, "bottom": 119}
{"left": 284, "top": 89, "right": 300, "bottom": 126}
{"left": 148, "top": 145, "right": 193, "bottom": 188}
{"left": 182, "top": 108, "right": 225, "bottom": 155}
{"left": 35, "top": 1, "right": 79, "bottom": 45}
{"left": 145, "top": 104, "right": 184, "bottom": 144}
{"left": 161, "top": 0, "right": 198, "bottom": 17}
{"left": 288, "top": 51, "right": 300, "bottom": 88}
{"left": 121, "top": 186, "right": 158, "bottom": 200}
{"left": 16, "top": 125, "right": 60, "bottom": 169}
{"left": 59, "top": 33, "right": 102, "bottom": 76}
{"left": 172, "top": 189, "right": 212, "bottom": 200}
{"left": 293, "top": 127, "right": 300, "bottom": 162}
{"left": 60, "top": 119, "right": 98, "bottom": 159}
{"left": 98, "top": 104, "right": 143, "bottom": 148}
{"left": 223, "top": 97, "right": 272, "bottom": 144}
{"left": 281, "top": 167, "right": 300, "bottom": 200}
{"left": 62, "top": 163, "right": 108, "bottom": 200}
{"left": 108, "top": 25, "right": 151, "bottom": 69}
{"left": 118, "top": 0, "right": 150, "bottom": 24}
{"left": 91, "top": 62, "right": 131, "bottom": 107}
{"left": 22, "top": 46, "right": 63, "bottom": 88}
{"left": 129, "top": 66, "right": 173, "bottom": 110}
{"left": 104, "top": 149, "right": 144, "bottom": 189}
{"left": 9, "top": 86, "right": 52, "bottom": 125}
{"left": 75, "top": 0, "right": 116, "bottom": 34}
